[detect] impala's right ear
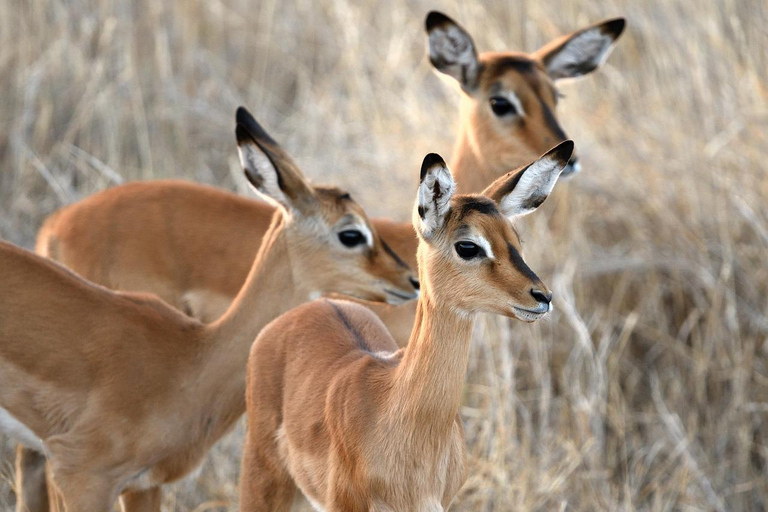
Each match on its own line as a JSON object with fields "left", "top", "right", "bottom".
{"left": 533, "top": 18, "right": 626, "bottom": 80}
{"left": 483, "top": 141, "right": 573, "bottom": 218}
{"left": 426, "top": 11, "right": 480, "bottom": 91}
{"left": 235, "top": 107, "right": 314, "bottom": 212}
{"left": 415, "top": 153, "right": 455, "bottom": 239}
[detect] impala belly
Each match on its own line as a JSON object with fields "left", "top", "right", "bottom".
{"left": 0, "top": 406, "right": 44, "bottom": 452}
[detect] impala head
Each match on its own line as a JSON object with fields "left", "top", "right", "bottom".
{"left": 413, "top": 140, "right": 573, "bottom": 321}
{"left": 235, "top": 107, "right": 419, "bottom": 305}
{"left": 426, "top": 11, "right": 624, "bottom": 178}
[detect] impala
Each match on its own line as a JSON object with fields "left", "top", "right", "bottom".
{"left": 35, "top": 12, "right": 624, "bottom": 340}
{"left": 240, "top": 141, "right": 574, "bottom": 511}
{"left": 21, "top": 11, "right": 624, "bottom": 509}
{"left": 1, "top": 109, "right": 417, "bottom": 512}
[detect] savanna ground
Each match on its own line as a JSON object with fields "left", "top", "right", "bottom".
{"left": 1, "top": 0, "right": 767, "bottom": 510}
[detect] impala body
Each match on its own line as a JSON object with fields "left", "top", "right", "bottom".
{"left": 18, "top": 11, "right": 625, "bottom": 511}
{"left": 1, "top": 108, "right": 417, "bottom": 512}
{"left": 240, "top": 143, "right": 574, "bottom": 511}
{"left": 35, "top": 12, "right": 624, "bottom": 343}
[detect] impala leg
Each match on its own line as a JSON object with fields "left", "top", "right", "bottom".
{"left": 47, "top": 468, "right": 117, "bottom": 512}
{"left": 239, "top": 438, "right": 295, "bottom": 512}
{"left": 119, "top": 487, "right": 162, "bottom": 512}
{"left": 14, "top": 446, "right": 49, "bottom": 512}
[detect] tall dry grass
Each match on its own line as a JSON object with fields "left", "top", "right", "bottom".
{"left": 1, "top": 0, "right": 767, "bottom": 510}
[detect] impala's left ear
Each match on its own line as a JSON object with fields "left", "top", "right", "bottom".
{"left": 533, "top": 18, "right": 625, "bottom": 80}
{"left": 483, "top": 141, "right": 573, "bottom": 218}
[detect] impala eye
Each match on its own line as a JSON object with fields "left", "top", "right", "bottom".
{"left": 338, "top": 230, "right": 366, "bottom": 248}
{"left": 489, "top": 96, "right": 517, "bottom": 116}
{"left": 455, "top": 241, "right": 485, "bottom": 260}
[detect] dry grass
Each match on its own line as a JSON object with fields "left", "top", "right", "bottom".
{"left": 1, "top": 0, "right": 767, "bottom": 510}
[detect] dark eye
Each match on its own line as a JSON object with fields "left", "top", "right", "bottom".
{"left": 489, "top": 96, "right": 517, "bottom": 116}
{"left": 455, "top": 241, "right": 485, "bottom": 260}
{"left": 338, "top": 230, "right": 366, "bottom": 248}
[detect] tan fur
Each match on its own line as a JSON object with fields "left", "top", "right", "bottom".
{"left": 19, "top": 16, "right": 622, "bottom": 510}
{"left": 239, "top": 150, "right": 569, "bottom": 511}
{"left": 1, "top": 119, "right": 416, "bottom": 512}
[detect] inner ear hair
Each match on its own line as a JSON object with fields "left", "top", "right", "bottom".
{"left": 426, "top": 11, "right": 481, "bottom": 90}
{"left": 536, "top": 18, "right": 626, "bottom": 80}
{"left": 483, "top": 140, "right": 573, "bottom": 218}
{"left": 417, "top": 153, "right": 455, "bottom": 238}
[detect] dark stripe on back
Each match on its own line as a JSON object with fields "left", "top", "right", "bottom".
{"left": 327, "top": 300, "right": 371, "bottom": 353}
{"left": 507, "top": 242, "right": 540, "bottom": 282}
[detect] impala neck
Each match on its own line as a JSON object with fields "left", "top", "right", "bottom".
{"left": 392, "top": 268, "right": 474, "bottom": 432}
{"left": 200, "top": 212, "right": 308, "bottom": 396}
{"left": 452, "top": 129, "right": 494, "bottom": 195}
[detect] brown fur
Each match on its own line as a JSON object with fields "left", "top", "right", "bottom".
{"left": 239, "top": 152, "right": 567, "bottom": 511}
{"left": 20, "top": 16, "right": 622, "bottom": 511}
{"left": 31, "top": 17, "right": 619, "bottom": 347}
{"left": 2, "top": 120, "right": 416, "bottom": 512}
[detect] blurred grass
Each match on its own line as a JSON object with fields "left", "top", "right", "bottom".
{"left": 1, "top": 0, "right": 767, "bottom": 510}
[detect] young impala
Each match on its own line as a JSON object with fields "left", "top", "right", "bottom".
{"left": 240, "top": 141, "right": 574, "bottom": 511}
{"left": 19, "top": 11, "right": 623, "bottom": 510}
{"left": 34, "top": 12, "right": 623, "bottom": 339}
{"left": 0, "top": 109, "right": 417, "bottom": 512}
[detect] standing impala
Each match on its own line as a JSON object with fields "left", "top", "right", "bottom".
{"left": 0, "top": 109, "right": 418, "bottom": 512}
{"left": 240, "top": 142, "right": 574, "bottom": 511}
{"left": 34, "top": 12, "right": 624, "bottom": 339}
{"left": 20, "top": 11, "right": 623, "bottom": 510}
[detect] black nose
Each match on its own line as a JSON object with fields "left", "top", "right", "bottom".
{"left": 530, "top": 289, "right": 552, "bottom": 304}
{"left": 409, "top": 277, "right": 420, "bottom": 290}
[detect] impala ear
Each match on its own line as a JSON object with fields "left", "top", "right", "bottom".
{"left": 483, "top": 141, "right": 573, "bottom": 218}
{"left": 414, "top": 153, "right": 455, "bottom": 239}
{"left": 235, "top": 107, "right": 314, "bottom": 212}
{"left": 426, "top": 11, "right": 481, "bottom": 91}
{"left": 533, "top": 18, "right": 625, "bottom": 80}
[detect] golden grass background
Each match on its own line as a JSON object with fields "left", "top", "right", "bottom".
{"left": 1, "top": 0, "right": 767, "bottom": 510}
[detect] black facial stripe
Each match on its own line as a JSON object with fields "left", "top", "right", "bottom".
{"left": 417, "top": 205, "right": 426, "bottom": 219}
{"left": 538, "top": 96, "right": 567, "bottom": 141}
{"left": 507, "top": 242, "right": 540, "bottom": 281}
{"left": 327, "top": 300, "right": 371, "bottom": 353}
{"left": 381, "top": 239, "right": 409, "bottom": 269}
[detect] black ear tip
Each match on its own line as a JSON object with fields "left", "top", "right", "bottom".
{"left": 235, "top": 123, "right": 253, "bottom": 145}
{"left": 425, "top": 11, "right": 452, "bottom": 31}
{"left": 552, "top": 140, "right": 575, "bottom": 164}
{"left": 234, "top": 109, "right": 278, "bottom": 147}
{"left": 603, "top": 18, "right": 626, "bottom": 38}
{"left": 420, "top": 153, "right": 447, "bottom": 181}
{"left": 236, "top": 106, "right": 254, "bottom": 125}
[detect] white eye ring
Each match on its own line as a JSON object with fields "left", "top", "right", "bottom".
{"left": 335, "top": 222, "right": 372, "bottom": 249}
{"left": 456, "top": 235, "right": 495, "bottom": 260}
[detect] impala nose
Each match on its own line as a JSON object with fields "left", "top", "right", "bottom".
{"left": 409, "top": 277, "right": 420, "bottom": 291}
{"left": 530, "top": 289, "right": 552, "bottom": 305}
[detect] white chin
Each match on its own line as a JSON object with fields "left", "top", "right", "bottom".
{"left": 511, "top": 306, "right": 547, "bottom": 322}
